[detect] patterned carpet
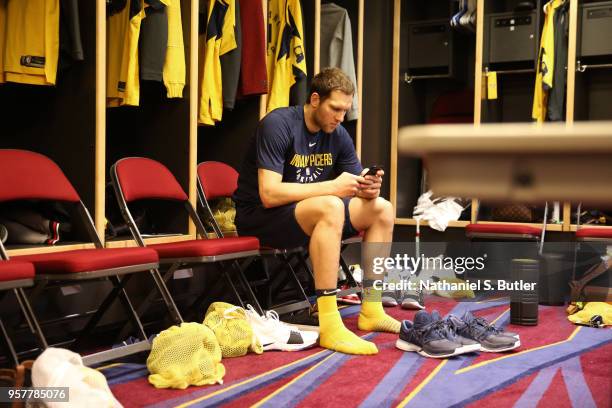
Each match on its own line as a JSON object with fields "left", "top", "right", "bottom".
{"left": 99, "top": 297, "right": 612, "bottom": 408}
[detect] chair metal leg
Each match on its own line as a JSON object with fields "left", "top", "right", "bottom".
{"left": 110, "top": 276, "right": 148, "bottom": 342}
{"left": 149, "top": 267, "right": 183, "bottom": 325}
{"left": 0, "top": 318, "right": 19, "bottom": 366}
{"left": 222, "top": 269, "right": 245, "bottom": 309}
{"left": 232, "top": 259, "right": 264, "bottom": 315}
{"left": 14, "top": 288, "right": 47, "bottom": 350}
{"left": 339, "top": 252, "right": 359, "bottom": 288}
{"left": 74, "top": 275, "right": 135, "bottom": 348}
{"left": 116, "top": 267, "right": 177, "bottom": 342}
{"left": 188, "top": 273, "right": 226, "bottom": 318}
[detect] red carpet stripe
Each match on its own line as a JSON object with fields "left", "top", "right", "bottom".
{"left": 579, "top": 342, "right": 612, "bottom": 408}
{"left": 537, "top": 368, "right": 573, "bottom": 408}
{"left": 512, "top": 365, "right": 559, "bottom": 407}
{"left": 358, "top": 352, "right": 423, "bottom": 408}
{"left": 250, "top": 333, "right": 379, "bottom": 407}
{"left": 296, "top": 337, "right": 405, "bottom": 408}
{"left": 561, "top": 357, "right": 597, "bottom": 408}
{"left": 252, "top": 351, "right": 354, "bottom": 407}
{"left": 220, "top": 370, "right": 305, "bottom": 408}
{"left": 465, "top": 371, "right": 540, "bottom": 408}
{"left": 392, "top": 358, "right": 444, "bottom": 406}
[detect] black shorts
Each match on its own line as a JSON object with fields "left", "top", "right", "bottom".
{"left": 235, "top": 197, "right": 359, "bottom": 249}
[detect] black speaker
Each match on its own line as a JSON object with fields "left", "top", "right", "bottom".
{"left": 406, "top": 19, "right": 452, "bottom": 71}
{"left": 579, "top": 1, "right": 612, "bottom": 58}
{"left": 487, "top": 10, "right": 538, "bottom": 64}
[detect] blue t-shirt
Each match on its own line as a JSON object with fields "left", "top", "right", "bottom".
{"left": 234, "top": 106, "right": 362, "bottom": 208}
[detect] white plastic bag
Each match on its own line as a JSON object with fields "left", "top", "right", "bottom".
{"left": 31, "top": 348, "right": 122, "bottom": 408}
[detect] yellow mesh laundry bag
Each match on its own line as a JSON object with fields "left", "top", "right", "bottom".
{"left": 204, "top": 302, "right": 263, "bottom": 358}
{"left": 147, "top": 322, "right": 225, "bottom": 389}
{"left": 568, "top": 302, "right": 612, "bottom": 326}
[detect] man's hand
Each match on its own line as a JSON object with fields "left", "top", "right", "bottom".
{"left": 357, "top": 169, "right": 384, "bottom": 199}
{"left": 331, "top": 172, "right": 365, "bottom": 198}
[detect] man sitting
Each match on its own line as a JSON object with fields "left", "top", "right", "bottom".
{"left": 233, "top": 67, "right": 398, "bottom": 355}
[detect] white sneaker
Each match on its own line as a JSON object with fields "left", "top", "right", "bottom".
{"left": 245, "top": 305, "right": 319, "bottom": 351}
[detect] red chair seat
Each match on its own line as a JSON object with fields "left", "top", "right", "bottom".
{"left": 149, "top": 236, "right": 260, "bottom": 259}
{"left": 0, "top": 261, "right": 35, "bottom": 281}
{"left": 16, "top": 248, "right": 159, "bottom": 274}
{"left": 576, "top": 227, "right": 612, "bottom": 240}
{"left": 466, "top": 223, "right": 542, "bottom": 237}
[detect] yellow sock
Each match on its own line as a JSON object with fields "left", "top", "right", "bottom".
{"left": 317, "top": 295, "right": 378, "bottom": 355}
{"left": 358, "top": 288, "right": 401, "bottom": 333}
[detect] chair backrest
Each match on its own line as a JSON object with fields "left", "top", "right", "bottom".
{"left": 197, "top": 161, "right": 238, "bottom": 200}
{"left": 0, "top": 149, "right": 80, "bottom": 203}
{"left": 113, "top": 158, "right": 188, "bottom": 202}
{"left": 112, "top": 157, "right": 207, "bottom": 244}
{"left": 0, "top": 149, "right": 102, "bottom": 247}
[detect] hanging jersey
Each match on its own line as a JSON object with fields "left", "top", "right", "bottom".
{"left": 220, "top": 0, "right": 241, "bottom": 109}
{"left": 162, "top": 0, "right": 186, "bottom": 98}
{"left": 107, "top": 0, "right": 145, "bottom": 107}
{"left": 266, "top": 0, "right": 307, "bottom": 112}
{"left": 321, "top": 3, "right": 358, "bottom": 121}
{"left": 266, "top": 0, "right": 283, "bottom": 99}
{"left": 58, "top": 0, "right": 85, "bottom": 72}
{"left": 198, "top": 0, "right": 237, "bottom": 125}
{"left": 139, "top": 1, "right": 168, "bottom": 82}
{"left": 0, "top": 0, "right": 6, "bottom": 84}
{"left": 547, "top": 0, "right": 569, "bottom": 121}
{"left": 237, "top": 0, "right": 267, "bottom": 97}
{"left": 4, "top": 0, "right": 60, "bottom": 86}
{"left": 532, "top": 0, "right": 564, "bottom": 123}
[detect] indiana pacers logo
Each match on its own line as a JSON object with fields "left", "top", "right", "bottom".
{"left": 290, "top": 153, "right": 333, "bottom": 183}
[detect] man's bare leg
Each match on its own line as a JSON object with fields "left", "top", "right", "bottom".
{"left": 348, "top": 197, "right": 401, "bottom": 333}
{"left": 295, "top": 195, "right": 378, "bottom": 355}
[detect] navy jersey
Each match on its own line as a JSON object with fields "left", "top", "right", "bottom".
{"left": 234, "top": 106, "right": 362, "bottom": 208}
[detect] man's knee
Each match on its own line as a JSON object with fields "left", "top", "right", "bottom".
{"left": 317, "top": 196, "right": 345, "bottom": 228}
{"left": 373, "top": 197, "right": 395, "bottom": 227}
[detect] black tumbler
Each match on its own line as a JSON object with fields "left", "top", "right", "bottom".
{"left": 510, "top": 258, "right": 539, "bottom": 326}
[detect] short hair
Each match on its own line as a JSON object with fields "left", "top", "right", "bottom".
{"left": 309, "top": 67, "right": 355, "bottom": 102}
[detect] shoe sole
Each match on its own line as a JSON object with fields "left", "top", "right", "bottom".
{"left": 395, "top": 339, "right": 463, "bottom": 358}
{"left": 457, "top": 343, "right": 481, "bottom": 354}
{"left": 480, "top": 339, "right": 521, "bottom": 353}
{"left": 262, "top": 341, "right": 318, "bottom": 352}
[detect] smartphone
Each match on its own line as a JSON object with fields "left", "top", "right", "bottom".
{"left": 364, "top": 165, "right": 383, "bottom": 176}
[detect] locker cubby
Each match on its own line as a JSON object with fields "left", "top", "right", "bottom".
{"left": 481, "top": 0, "right": 543, "bottom": 124}
{"left": 395, "top": 0, "right": 475, "bottom": 220}
{"left": 0, "top": 1, "right": 98, "bottom": 252}
{"left": 570, "top": 0, "right": 612, "bottom": 228}
{"left": 105, "top": 0, "right": 193, "bottom": 243}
